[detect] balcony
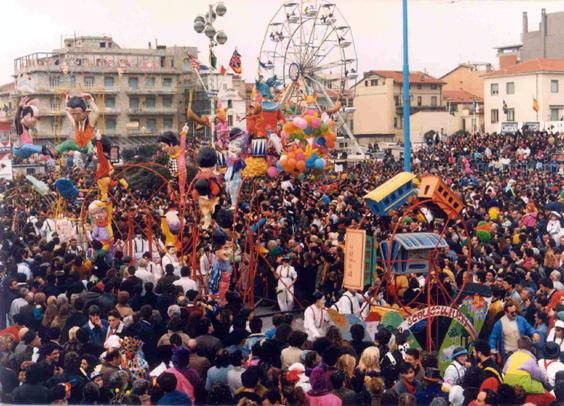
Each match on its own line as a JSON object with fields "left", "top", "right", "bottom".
{"left": 128, "top": 107, "right": 176, "bottom": 115}
{"left": 126, "top": 87, "right": 177, "bottom": 94}
{"left": 395, "top": 105, "right": 446, "bottom": 114}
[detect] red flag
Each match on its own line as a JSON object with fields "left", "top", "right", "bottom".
{"left": 220, "top": 65, "right": 227, "bottom": 76}
{"left": 229, "top": 48, "right": 242, "bottom": 74}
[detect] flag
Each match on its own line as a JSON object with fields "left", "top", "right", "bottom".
{"left": 220, "top": 65, "right": 227, "bottom": 76}
{"left": 502, "top": 100, "right": 508, "bottom": 114}
{"left": 473, "top": 100, "right": 479, "bottom": 114}
{"left": 533, "top": 97, "right": 539, "bottom": 112}
{"left": 187, "top": 53, "right": 201, "bottom": 71}
{"left": 209, "top": 49, "right": 217, "bottom": 70}
{"left": 229, "top": 48, "right": 242, "bottom": 74}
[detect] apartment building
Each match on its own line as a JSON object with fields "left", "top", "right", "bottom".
{"left": 353, "top": 70, "right": 448, "bottom": 144}
{"left": 12, "top": 35, "right": 197, "bottom": 144}
{"left": 482, "top": 58, "right": 564, "bottom": 133}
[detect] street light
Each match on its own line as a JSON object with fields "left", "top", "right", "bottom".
{"left": 193, "top": 2, "right": 229, "bottom": 145}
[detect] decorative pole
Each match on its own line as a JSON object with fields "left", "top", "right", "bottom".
{"left": 402, "top": 0, "right": 411, "bottom": 172}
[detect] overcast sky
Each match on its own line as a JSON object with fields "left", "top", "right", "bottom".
{"left": 2, "top": 0, "right": 564, "bottom": 85}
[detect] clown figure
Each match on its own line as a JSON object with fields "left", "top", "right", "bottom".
{"left": 192, "top": 147, "right": 222, "bottom": 229}
{"left": 157, "top": 125, "right": 188, "bottom": 201}
{"left": 225, "top": 128, "right": 248, "bottom": 209}
{"left": 88, "top": 200, "right": 113, "bottom": 252}
{"left": 94, "top": 131, "right": 127, "bottom": 201}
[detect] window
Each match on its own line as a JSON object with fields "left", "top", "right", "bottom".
{"left": 49, "top": 75, "right": 61, "bottom": 87}
{"left": 105, "top": 96, "right": 115, "bottom": 108}
{"left": 106, "top": 117, "right": 116, "bottom": 130}
{"left": 104, "top": 76, "right": 114, "bottom": 88}
{"left": 163, "top": 118, "right": 173, "bottom": 129}
{"left": 162, "top": 96, "right": 172, "bottom": 107}
{"left": 490, "top": 83, "right": 499, "bottom": 95}
{"left": 431, "top": 84, "right": 438, "bottom": 90}
{"left": 364, "top": 80, "right": 369, "bottom": 87}
{"left": 551, "top": 107, "right": 560, "bottom": 121}
{"left": 147, "top": 118, "right": 156, "bottom": 130}
{"left": 145, "top": 96, "right": 155, "bottom": 109}
{"left": 228, "top": 115, "right": 233, "bottom": 126}
{"left": 227, "top": 100, "right": 233, "bottom": 108}
{"left": 84, "top": 76, "right": 95, "bottom": 87}
{"left": 128, "top": 77, "right": 139, "bottom": 89}
{"left": 507, "top": 108, "right": 515, "bottom": 121}
{"left": 145, "top": 77, "right": 155, "bottom": 87}
{"left": 129, "top": 97, "right": 139, "bottom": 109}
{"left": 491, "top": 109, "right": 499, "bottom": 123}
{"left": 100, "top": 42, "right": 106, "bottom": 48}
{"left": 394, "top": 117, "right": 398, "bottom": 128}
{"left": 417, "top": 96, "right": 422, "bottom": 106}
{"left": 69, "top": 75, "right": 76, "bottom": 88}
{"left": 417, "top": 84, "right": 422, "bottom": 89}
{"left": 183, "top": 58, "right": 190, "bottom": 71}
{"left": 394, "top": 96, "right": 400, "bottom": 106}
{"left": 506, "top": 82, "right": 515, "bottom": 94}
{"left": 431, "top": 96, "right": 437, "bottom": 107}
{"left": 370, "top": 79, "right": 378, "bottom": 86}
{"left": 551, "top": 80, "right": 559, "bottom": 93}
{"left": 162, "top": 78, "right": 172, "bottom": 87}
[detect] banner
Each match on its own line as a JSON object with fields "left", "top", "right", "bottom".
{"left": 343, "top": 229, "right": 366, "bottom": 291}
{"left": 500, "top": 122, "right": 518, "bottom": 134}
{"left": 365, "top": 306, "right": 421, "bottom": 350}
{"left": 397, "top": 305, "right": 477, "bottom": 339}
{"left": 438, "top": 295, "right": 492, "bottom": 374}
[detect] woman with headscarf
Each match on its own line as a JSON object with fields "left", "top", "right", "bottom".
{"left": 305, "top": 366, "right": 342, "bottom": 406}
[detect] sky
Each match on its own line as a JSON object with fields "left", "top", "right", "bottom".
{"left": 2, "top": 0, "right": 564, "bottom": 85}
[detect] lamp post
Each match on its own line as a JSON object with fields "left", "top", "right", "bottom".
{"left": 193, "top": 2, "right": 228, "bottom": 145}
{"left": 402, "top": 0, "right": 411, "bottom": 172}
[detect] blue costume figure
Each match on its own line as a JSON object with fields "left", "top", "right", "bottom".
{"left": 225, "top": 128, "right": 248, "bottom": 209}
{"left": 208, "top": 229, "right": 232, "bottom": 304}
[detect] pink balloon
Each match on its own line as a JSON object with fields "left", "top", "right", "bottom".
{"left": 296, "top": 152, "right": 306, "bottom": 161}
{"left": 280, "top": 130, "right": 288, "bottom": 140}
{"left": 267, "top": 167, "right": 279, "bottom": 178}
{"left": 311, "top": 118, "right": 321, "bottom": 129}
{"left": 297, "top": 118, "right": 308, "bottom": 130}
{"left": 292, "top": 117, "right": 301, "bottom": 127}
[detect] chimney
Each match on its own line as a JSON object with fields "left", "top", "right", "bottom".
{"left": 522, "top": 11, "right": 528, "bottom": 34}
{"left": 541, "top": 8, "right": 547, "bottom": 57}
{"left": 148, "top": 42, "right": 152, "bottom": 49}
{"left": 497, "top": 47, "right": 519, "bottom": 69}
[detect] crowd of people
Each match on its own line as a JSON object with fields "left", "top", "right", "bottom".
{"left": 0, "top": 127, "right": 564, "bottom": 405}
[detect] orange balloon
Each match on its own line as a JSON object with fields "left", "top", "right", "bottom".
{"left": 305, "top": 115, "right": 313, "bottom": 125}
{"left": 287, "top": 152, "right": 296, "bottom": 160}
{"left": 327, "top": 140, "right": 335, "bottom": 148}
{"left": 296, "top": 160, "right": 306, "bottom": 172}
{"left": 283, "top": 123, "right": 295, "bottom": 133}
{"left": 287, "top": 158, "right": 297, "bottom": 171}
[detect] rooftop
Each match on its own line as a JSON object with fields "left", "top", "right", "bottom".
{"left": 443, "top": 90, "right": 483, "bottom": 103}
{"left": 364, "top": 70, "right": 445, "bottom": 85}
{"left": 482, "top": 58, "right": 564, "bottom": 78}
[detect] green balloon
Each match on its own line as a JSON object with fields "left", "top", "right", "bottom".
{"left": 320, "top": 123, "right": 329, "bottom": 132}
{"left": 313, "top": 128, "right": 321, "bottom": 136}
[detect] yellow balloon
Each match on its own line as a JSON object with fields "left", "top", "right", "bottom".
{"left": 489, "top": 207, "right": 500, "bottom": 220}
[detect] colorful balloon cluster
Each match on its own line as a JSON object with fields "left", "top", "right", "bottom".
{"left": 269, "top": 110, "right": 336, "bottom": 177}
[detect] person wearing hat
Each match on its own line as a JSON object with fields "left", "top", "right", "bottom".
{"left": 275, "top": 255, "right": 297, "bottom": 312}
{"left": 538, "top": 342, "right": 564, "bottom": 388}
{"left": 443, "top": 347, "right": 469, "bottom": 386}
{"left": 547, "top": 319, "right": 564, "bottom": 353}
{"left": 547, "top": 211, "right": 562, "bottom": 246}
{"left": 304, "top": 291, "right": 329, "bottom": 341}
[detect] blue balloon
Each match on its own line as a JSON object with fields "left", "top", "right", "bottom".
{"left": 316, "top": 136, "right": 326, "bottom": 146}
{"left": 304, "top": 127, "right": 312, "bottom": 135}
{"left": 276, "top": 161, "right": 284, "bottom": 172}
{"left": 314, "top": 158, "right": 325, "bottom": 170}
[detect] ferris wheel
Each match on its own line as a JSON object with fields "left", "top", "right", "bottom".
{"left": 258, "top": 0, "right": 362, "bottom": 153}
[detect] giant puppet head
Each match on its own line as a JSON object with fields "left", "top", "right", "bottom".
{"left": 20, "top": 105, "right": 39, "bottom": 131}
{"left": 157, "top": 131, "right": 180, "bottom": 155}
{"left": 227, "top": 128, "right": 248, "bottom": 161}
{"left": 67, "top": 96, "right": 88, "bottom": 123}
{"left": 88, "top": 200, "right": 110, "bottom": 227}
